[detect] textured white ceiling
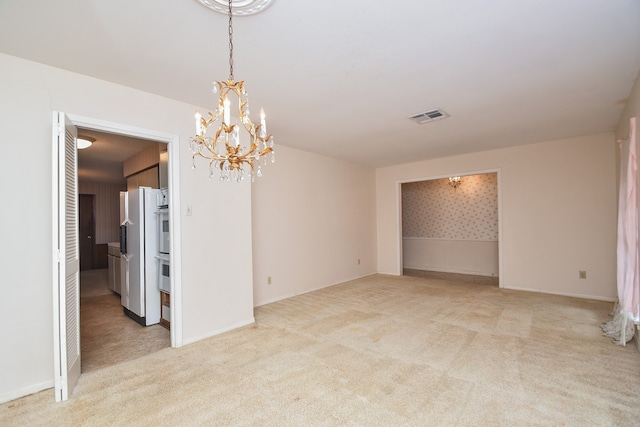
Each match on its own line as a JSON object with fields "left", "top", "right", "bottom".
{"left": 1, "top": 0, "right": 639, "bottom": 170}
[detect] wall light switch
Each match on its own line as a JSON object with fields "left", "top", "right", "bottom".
{"left": 186, "top": 205, "right": 193, "bottom": 216}
{"left": 579, "top": 270, "right": 587, "bottom": 279}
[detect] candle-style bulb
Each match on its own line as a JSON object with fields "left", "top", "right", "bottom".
{"left": 195, "top": 110, "right": 202, "bottom": 136}
{"left": 260, "top": 108, "right": 267, "bottom": 136}
{"left": 223, "top": 96, "right": 231, "bottom": 126}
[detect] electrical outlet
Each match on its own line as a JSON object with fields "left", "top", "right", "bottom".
{"left": 267, "top": 276, "right": 272, "bottom": 285}
{"left": 186, "top": 205, "right": 193, "bottom": 216}
{"left": 579, "top": 270, "right": 587, "bottom": 279}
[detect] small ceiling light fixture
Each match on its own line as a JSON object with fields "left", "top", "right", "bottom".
{"left": 190, "top": 0, "right": 275, "bottom": 182}
{"left": 77, "top": 135, "right": 95, "bottom": 150}
{"left": 448, "top": 176, "right": 462, "bottom": 190}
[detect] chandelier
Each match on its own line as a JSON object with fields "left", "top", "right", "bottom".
{"left": 448, "top": 176, "right": 462, "bottom": 189}
{"left": 190, "top": 0, "right": 275, "bottom": 182}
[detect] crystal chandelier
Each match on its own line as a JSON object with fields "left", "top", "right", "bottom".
{"left": 190, "top": 0, "right": 275, "bottom": 182}
{"left": 448, "top": 176, "right": 462, "bottom": 189}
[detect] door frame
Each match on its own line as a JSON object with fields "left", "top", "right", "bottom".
{"left": 52, "top": 114, "right": 184, "bottom": 398}
{"left": 396, "top": 168, "right": 503, "bottom": 287}
{"left": 67, "top": 113, "right": 184, "bottom": 348}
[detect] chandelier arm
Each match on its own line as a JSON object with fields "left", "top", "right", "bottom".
{"left": 202, "top": 139, "right": 216, "bottom": 157}
{"left": 206, "top": 110, "right": 221, "bottom": 126}
{"left": 258, "top": 147, "right": 273, "bottom": 157}
{"left": 193, "top": 151, "right": 209, "bottom": 161}
{"left": 242, "top": 121, "right": 256, "bottom": 136}
{"left": 240, "top": 101, "right": 249, "bottom": 117}
{"left": 232, "top": 148, "right": 257, "bottom": 166}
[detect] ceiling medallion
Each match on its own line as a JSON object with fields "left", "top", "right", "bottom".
{"left": 196, "top": 0, "right": 274, "bottom": 16}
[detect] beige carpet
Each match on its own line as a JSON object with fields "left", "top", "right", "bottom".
{"left": 2, "top": 274, "right": 640, "bottom": 426}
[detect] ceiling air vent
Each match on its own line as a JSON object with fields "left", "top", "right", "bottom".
{"left": 409, "top": 109, "right": 450, "bottom": 124}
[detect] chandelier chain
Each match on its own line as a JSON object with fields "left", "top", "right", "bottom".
{"left": 228, "top": 0, "right": 234, "bottom": 80}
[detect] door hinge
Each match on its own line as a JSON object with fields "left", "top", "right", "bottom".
{"left": 54, "top": 250, "right": 63, "bottom": 263}
{"left": 54, "top": 122, "right": 64, "bottom": 137}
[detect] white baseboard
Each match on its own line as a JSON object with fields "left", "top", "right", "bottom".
{"left": 404, "top": 265, "right": 497, "bottom": 277}
{"left": 0, "top": 380, "right": 53, "bottom": 404}
{"left": 182, "top": 317, "right": 255, "bottom": 346}
{"left": 254, "top": 273, "right": 376, "bottom": 308}
{"left": 502, "top": 285, "right": 616, "bottom": 302}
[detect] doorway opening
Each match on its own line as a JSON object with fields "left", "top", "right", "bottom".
{"left": 77, "top": 129, "right": 171, "bottom": 372}
{"left": 399, "top": 170, "right": 502, "bottom": 287}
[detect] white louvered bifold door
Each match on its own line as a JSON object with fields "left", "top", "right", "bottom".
{"left": 52, "top": 112, "right": 81, "bottom": 402}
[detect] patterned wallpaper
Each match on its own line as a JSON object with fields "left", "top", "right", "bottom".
{"left": 402, "top": 173, "right": 498, "bottom": 240}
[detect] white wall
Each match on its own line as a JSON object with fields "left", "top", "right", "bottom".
{"left": 377, "top": 133, "right": 618, "bottom": 300}
{"left": 403, "top": 238, "right": 499, "bottom": 276}
{"left": 0, "top": 53, "right": 254, "bottom": 402}
{"left": 251, "top": 145, "right": 377, "bottom": 306}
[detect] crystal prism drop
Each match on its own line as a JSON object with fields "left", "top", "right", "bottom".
{"left": 257, "top": 167, "right": 263, "bottom": 178}
{"left": 212, "top": 82, "right": 218, "bottom": 94}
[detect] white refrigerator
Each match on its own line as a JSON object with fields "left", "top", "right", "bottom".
{"left": 119, "top": 187, "right": 161, "bottom": 326}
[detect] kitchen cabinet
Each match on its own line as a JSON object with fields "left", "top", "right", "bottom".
{"left": 107, "top": 243, "right": 121, "bottom": 294}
